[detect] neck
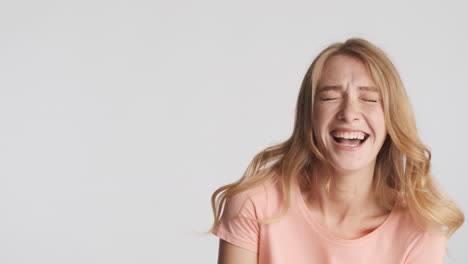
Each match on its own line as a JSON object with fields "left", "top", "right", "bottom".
{"left": 307, "top": 162, "right": 381, "bottom": 222}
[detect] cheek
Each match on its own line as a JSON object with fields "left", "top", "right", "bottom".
{"left": 312, "top": 108, "right": 332, "bottom": 142}
{"left": 368, "top": 109, "right": 386, "bottom": 135}
{"left": 313, "top": 108, "right": 332, "bottom": 134}
{"left": 314, "top": 104, "right": 336, "bottom": 122}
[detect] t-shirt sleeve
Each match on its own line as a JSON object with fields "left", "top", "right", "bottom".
{"left": 211, "top": 190, "right": 260, "bottom": 253}
{"left": 405, "top": 230, "right": 447, "bottom": 264}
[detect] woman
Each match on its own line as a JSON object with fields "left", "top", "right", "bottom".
{"left": 209, "top": 38, "right": 464, "bottom": 263}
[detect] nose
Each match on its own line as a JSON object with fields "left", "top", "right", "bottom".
{"left": 337, "top": 96, "right": 361, "bottom": 122}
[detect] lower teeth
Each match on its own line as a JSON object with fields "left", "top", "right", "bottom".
{"left": 340, "top": 142, "right": 360, "bottom": 147}
{"left": 334, "top": 137, "right": 364, "bottom": 147}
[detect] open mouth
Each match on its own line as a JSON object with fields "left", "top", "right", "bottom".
{"left": 330, "top": 131, "right": 370, "bottom": 147}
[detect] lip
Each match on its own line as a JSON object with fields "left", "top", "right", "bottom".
{"left": 329, "top": 132, "right": 369, "bottom": 151}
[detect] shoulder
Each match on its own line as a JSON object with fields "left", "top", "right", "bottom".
{"left": 404, "top": 228, "right": 447, "bottom": 264}
{"left": 224, "top": 177, "right": 282, "bottom": 218}
{"left": 390, "top": 206, "right": 447, "bottom": 263}
{"left": 211, "top": 177, "right": 282, "bottom": 253}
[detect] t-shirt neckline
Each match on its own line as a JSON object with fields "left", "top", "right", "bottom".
{"left": 293, "top": 177, "right": 398, "bottom": 246}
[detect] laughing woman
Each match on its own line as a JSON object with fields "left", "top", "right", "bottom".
{"left": 209, "top": 38, "right": 464, "bottom": 264}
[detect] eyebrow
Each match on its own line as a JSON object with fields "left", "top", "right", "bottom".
{"left": 318, "top": 85, "right": 379, "bottom": 92}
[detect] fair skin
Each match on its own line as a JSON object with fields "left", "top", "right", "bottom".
{"left": 306, "top": 54, "right": 389, "bottom": 238}
{"left": 217, "top": 54, "right": 389, "bottom": 263}
{"left": 217, "top": 239, "right": 257, "bottom": 264}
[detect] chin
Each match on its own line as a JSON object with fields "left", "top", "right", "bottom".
{"left": 328, "top": 156, "right": 374, "bottom": 173}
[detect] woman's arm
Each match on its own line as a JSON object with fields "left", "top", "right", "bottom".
{"left": 217, "top": 239, "right": 257, "bottom": 264}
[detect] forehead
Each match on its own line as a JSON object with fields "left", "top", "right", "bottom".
{"left": 319, "top": 54, "right": 376, "bottom": 88}
{"left": 318, "top": 85, "right": 379, "bottom": 93}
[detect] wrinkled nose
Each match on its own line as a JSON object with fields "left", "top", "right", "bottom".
{"left": 337, "top": 97, "right": 361, "bottom": 122}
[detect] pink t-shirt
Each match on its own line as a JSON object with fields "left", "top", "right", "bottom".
{"left": 212, "top": 177, "right": 447, "bottom": 263}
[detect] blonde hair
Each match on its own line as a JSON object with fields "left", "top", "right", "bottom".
{"left": 208, "top": 38, "right": 464, "bottom": 238}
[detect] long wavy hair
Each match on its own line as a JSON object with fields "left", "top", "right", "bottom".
{"left": 208, "top": 38, "right": 464, "bottom": 238}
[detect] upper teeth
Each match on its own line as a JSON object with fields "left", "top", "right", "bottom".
{"left": 332, "top": 131, "right": 366, "bottom": 140}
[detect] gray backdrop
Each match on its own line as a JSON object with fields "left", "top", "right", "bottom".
{"left": 0, "top": 0, "right": 466, "bottom": 263}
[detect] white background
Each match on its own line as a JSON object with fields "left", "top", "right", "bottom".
{"left": 0, "top": 0, "right": 466, "bottom": 263}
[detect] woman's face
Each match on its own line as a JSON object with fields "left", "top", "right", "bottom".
{"left": 313, "top": 54, "right": 387, "bottom": 173}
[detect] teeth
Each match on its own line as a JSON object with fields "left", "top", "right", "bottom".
{"left": 332, "top": 131, "right": 366, "bottom": 140}
{"left": 340, "top": 141, "right": 360, "bottom": 147}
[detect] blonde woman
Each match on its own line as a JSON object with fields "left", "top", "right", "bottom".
{"left": 209, "top": 38, "right": 464, "bottom": 263}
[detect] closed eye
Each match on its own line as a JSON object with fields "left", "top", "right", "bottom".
{"left": 320, "top": 97, "right": 376, "bottom": 102}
